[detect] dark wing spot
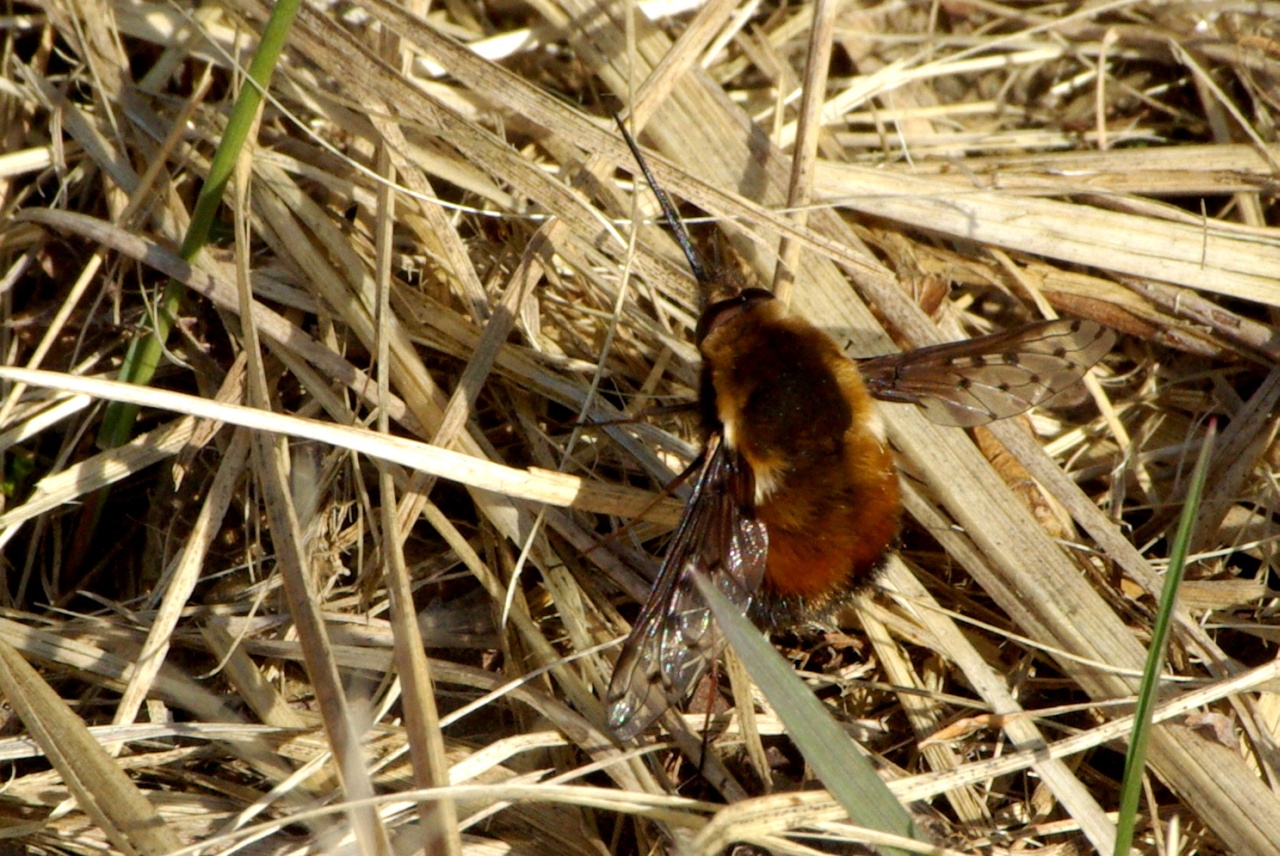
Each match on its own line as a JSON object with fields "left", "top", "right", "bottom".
{"left": 1028, "top": 374, "right": 1042, "bottom": 384}
{"left": 997, "top": 382, "right": 1011, "bottom": 392}
{"left": 957, "top": 378, "right": 973, "bottom": 389}
{"left": 1003, "top": 352, "right": 1020, "bottom": 366}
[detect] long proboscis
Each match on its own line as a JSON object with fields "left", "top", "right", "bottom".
{"left": 614, "top": 114, "right": 712, "bottom": 289}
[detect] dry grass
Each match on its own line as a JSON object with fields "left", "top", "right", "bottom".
{"left": 1, "top": 0, "right": 1279, "bottom": 853}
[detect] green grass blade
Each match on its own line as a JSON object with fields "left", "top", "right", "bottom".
{"left": 695, "top": 575, "right": 921, "bottom": 854}
{"left": 98, "top": 0, "right": 302, "bottom": 449}
{"left": 1113, "top": 419, "right": 1217, "bottom": 856}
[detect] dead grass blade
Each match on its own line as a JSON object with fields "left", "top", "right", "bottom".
{"left": 0, "top": 638, "right": 183, "bottom": 854}
{"left": 5, "top": 0, "right": 1280, "bottom": 851}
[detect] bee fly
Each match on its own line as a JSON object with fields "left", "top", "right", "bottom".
{"left": 606, "top": 118, "right": 1115, "bottom": 739}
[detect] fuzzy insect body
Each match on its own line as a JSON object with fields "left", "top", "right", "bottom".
{"left": 605, "top": 119, "right": 1113, "bottom": 738}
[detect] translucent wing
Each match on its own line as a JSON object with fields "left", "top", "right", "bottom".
{"left": 858, "top": 319, "right": 1114, "bottom": 427}
{"left": 606, "top": 434, "right": 769, "bottom": 739}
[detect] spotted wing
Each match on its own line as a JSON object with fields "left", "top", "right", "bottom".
{"left": 858, "top": 319, "right": 1114, "bottom": 427}
{"left": 606, "top": 433, "right": 769, "bottom": 740}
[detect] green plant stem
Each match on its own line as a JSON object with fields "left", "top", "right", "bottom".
{"left": 98, "top": 0, "right": 302, "bottom": 449}
{"left": 1113, "top": 419, "right": 1217, "bottom": 855}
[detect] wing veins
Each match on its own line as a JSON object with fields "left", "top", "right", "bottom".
{"left": 606, "top": 434, "right": 766, "bottom": 738}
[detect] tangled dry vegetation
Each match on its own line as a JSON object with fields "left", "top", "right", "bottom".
{"left": 2, "top": 0, "right": 1279, "bottom": 852}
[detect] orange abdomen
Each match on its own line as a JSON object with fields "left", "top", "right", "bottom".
{"left": 754, "top": 431, "right": 900, "bottom": 624}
